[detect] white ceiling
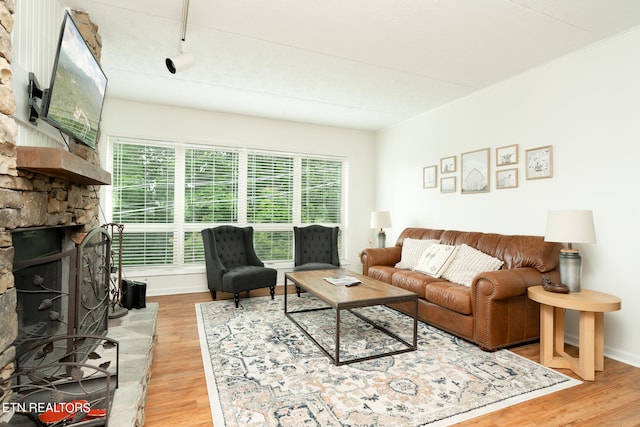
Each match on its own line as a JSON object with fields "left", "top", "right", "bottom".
{"left": 59, "top": 0, "right": 640, "bottom": 131}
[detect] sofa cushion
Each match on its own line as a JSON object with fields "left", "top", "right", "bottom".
{"left": 413, "top": 244, "right": 457, "bottom": 278}
{"left": 424, "top": 282, "right": 472, "bottom": 315}
{"left": 391, "top": 270, "right": 442, "bottom": 298}
{"left": 442, "top": 244, "right": 504, "bottom": 286}
{"left": 367, "top": 265, "right": 397, "bottom": 284}
{"left": 395, "top": 238, "right": 439, "bottom": 269}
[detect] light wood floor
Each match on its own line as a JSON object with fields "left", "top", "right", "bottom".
{"left": 145, "top": 289, "right": 640, "bottom": 427}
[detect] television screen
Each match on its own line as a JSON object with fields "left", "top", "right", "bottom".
{"left": 43, "top": 12, "right": 108, "bottom": 148}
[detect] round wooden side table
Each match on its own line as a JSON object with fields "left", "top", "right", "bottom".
{"left": 527, "top": 285, "right": 621, "bottom": 381}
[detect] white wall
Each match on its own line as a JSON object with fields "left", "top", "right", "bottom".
{"left": 99, "top": 99, "right": 376, "bottom": 295}
{"left": 13, "top": 0, "right": 68, "bottom": 147}
{"left": 376, "top": 28, "right": 640, "bottom": 367}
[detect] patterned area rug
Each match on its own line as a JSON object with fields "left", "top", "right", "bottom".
{"left": 196, "top": 294, "right": 579, "bottom": 426}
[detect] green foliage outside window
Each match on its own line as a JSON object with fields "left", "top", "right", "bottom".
{"left": 112, "top": 140, "right": 345, "bottom": 268}
{"left": 247, "top": 153, "right": 293, "bottom": 224}
{"left": 185, "top": 148, "right": 238, "bottom": 223}
{"left": 113, "top": 143, "right": 175, "bottom": 224}
{"left": 302, "top": 158, "right": 342, "bottom": 224}
{"left": 184, "top": 231, "right": 204, "bottom": 265}
{"left": 254, "top": 231, "right": 293, "bottom": 262}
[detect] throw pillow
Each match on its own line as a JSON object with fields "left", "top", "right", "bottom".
{"left": 395, "top": 238, "right": 440, "bottom": 269}
{"left": 413, "top": 244, "right": 458, "bottom": 277}
{"left": 442, "top": 244, "right": 504, "bottom": 286}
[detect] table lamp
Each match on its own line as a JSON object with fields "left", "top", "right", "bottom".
{"left": 370, "top": 211, "right": 392, "bottom": 248}
{"left": 544, "top": 210, "right": 596, "bottom": 292}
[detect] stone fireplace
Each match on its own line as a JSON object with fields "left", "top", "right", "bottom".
{"left": 0, "top": 3, "right": 114, "bottom": 421}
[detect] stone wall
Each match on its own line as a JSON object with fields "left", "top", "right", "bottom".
{"left": 0, "top": 4, "right": 105, "bottom": 416}
{"left": 0, "top": 0, "right": 17, "bottom": 415}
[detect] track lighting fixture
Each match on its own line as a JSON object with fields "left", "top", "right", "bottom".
{"left": 166, "top": 49, "right": 195, "bottom": 74}
{"left": 166, "top": 0, "right": 195, "bottom": 73}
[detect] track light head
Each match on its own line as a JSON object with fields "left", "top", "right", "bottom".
{"left": 165, "top": 52, "right": 196, "bottom": 74}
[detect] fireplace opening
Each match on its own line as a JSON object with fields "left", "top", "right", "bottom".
{"left": 12, "top": 227, "right": 74, "bottom": 357}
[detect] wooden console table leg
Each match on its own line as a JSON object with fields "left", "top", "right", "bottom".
{"left": 540, "top": 304, "right": 555, "bottom": 366}
{"left": 594, "top": 312, "right": 605, "bottom": 372}
{"left": 579, "top": 310, "right": 596, "bottom": 381}
{"left": 554, "top": 307, "right": 565, "bottom": 355}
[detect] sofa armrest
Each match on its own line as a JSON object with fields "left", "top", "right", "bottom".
{"left": 471, "top": 267, "right": 560, "bottom": 350}
{"left": 360, "top": 247, "right": 402, "bottom": 275}
{"left": 473, "top": 268, "right": 561, "bottom": 300}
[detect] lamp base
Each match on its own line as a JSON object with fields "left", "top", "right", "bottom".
{"left": 377, "top": 231, "right": 386, "bottom": 248}
{"left": 559, "top": 249, "right": 582, "bottom": 292}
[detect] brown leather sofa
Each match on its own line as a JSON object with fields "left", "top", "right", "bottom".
{"left": 360, "top": 228, "right": 562, "bottom": 351}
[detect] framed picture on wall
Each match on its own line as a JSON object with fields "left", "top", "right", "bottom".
{"left": 440, "top": 156, "right": 456, "bottom": 174}
{"left": 423, "top": 165, "right": 437, "bottom": 188}
{"left": 526, "top": 145, "right": 553, "bottom": 179}
{"left": 496, "top": 144, "right": 518, "bottom": 166}
{"left": 496, "top": 168, "right": 518, "bottom": 189}
{"left": 441, "top": 176, "right": 456, "bottom": 193}
{"left": 461, "top": 148, "right": 489, "bottom": 193}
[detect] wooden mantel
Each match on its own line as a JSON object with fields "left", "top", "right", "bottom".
{"left": 16, "top": 147, "right": 111, "bottom": 185}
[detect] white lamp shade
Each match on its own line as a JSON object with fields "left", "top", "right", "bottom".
{"left": 544, "top": 210, "right": 597, "bottom": 244}
{"left": 371, "top": 211, "right": 392, "bottom": 229}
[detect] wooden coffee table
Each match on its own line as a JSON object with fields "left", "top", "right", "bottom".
{"left": 284, "top": 269, "right": 418, "bottom": 365}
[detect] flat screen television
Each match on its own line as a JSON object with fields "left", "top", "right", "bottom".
{"left": 28, "top": 11, "right": 108, "bottom": 148}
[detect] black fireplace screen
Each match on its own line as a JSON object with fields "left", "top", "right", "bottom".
{"left": 76, "top": 228, "right": 111, "bottom": 340}
{"left": 8, "top": 227, "right": 116, "bottom": 426}
{"left": 12, "top": 227, "right": 111, "bottom": 363}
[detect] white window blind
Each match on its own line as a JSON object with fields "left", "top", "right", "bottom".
{"left": 247, "top": 152, "right": 293, "bottom": 223}
{"left": 184, "top": 147, "right": 238, "bottom": 223}
{"left": 112, "top": 142, "right": 176, "bottom": 267}
{"left": 301, "top": 158, "right": 343, "bottom": 224}
{"left": 247, "top": 152, "right": 294, "bottom": 261}
{"left": 110, "top": 139, "right": 347, "bottom": 269}
{"left": 184, "top": 147, "right": 238, "bottom": 264}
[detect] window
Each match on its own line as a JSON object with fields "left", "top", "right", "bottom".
{"left": 247, "top": 153, "right": 293, "bottom": 224}
{"left": 247, "top": 153, "right": 294, "bottom": 261}
{"left": 184, "top": 148, "right": 238, "bottom": 264}
{"left": 301, "top": 158, "right": 343, "bottom": 223}
{"left": 185, "top": 148, "right": 238, "bottom": 223}
{"left": 110, "top": 138, "right": 346, "bottom": 269}
{"left": 112, "top": 142, "right": 176, "bottom": 266}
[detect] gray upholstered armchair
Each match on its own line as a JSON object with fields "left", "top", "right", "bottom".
{"left": 292, "top": 225, "right": 340, "bottom": 295}
{"left": 201, "top": 226, "right": 277, "bottom": 307}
